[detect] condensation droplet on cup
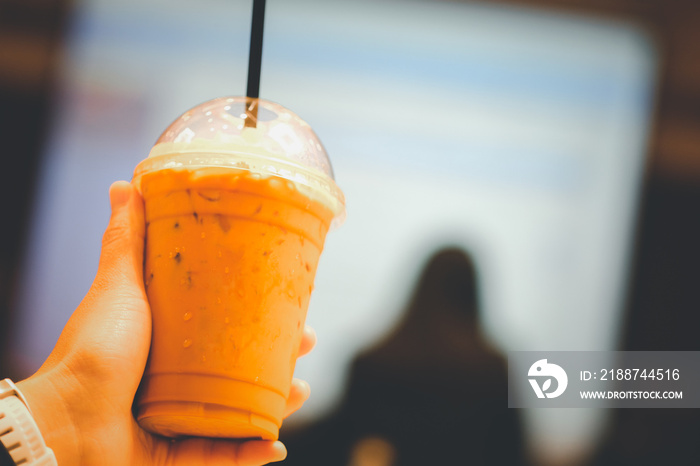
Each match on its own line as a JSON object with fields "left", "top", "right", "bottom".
{"left": 201, "top": 232, "right": 206, "bottom": 239}
{"left": 287, "top": 289, "right": 296, "bottom": 298}
{"left": 224, "top": 266, "right": 230, "bottom": 274}
{"left": 201, "top": 355, "right": 207, "bottom": 363}
{"left": 224, "top": 317, "right": 230, "bottom": 324}
{"left": 183, "top": 311, "right": 192, "bottom": 321}
{"left": 217, "top": 297, "right": 222, "bottom": 304}
{"left": 255, "top": 376, "right": 259, "bottom": 382}
{"left": 183, "top": 339, "right": 192, "bottom": 348}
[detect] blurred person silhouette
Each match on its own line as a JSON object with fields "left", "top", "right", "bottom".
{"left": 283, "top": 246, "right": 527, "bottom": 466}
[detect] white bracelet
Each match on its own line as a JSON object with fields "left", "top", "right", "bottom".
{"left": 0, "top": 379, "right": 58, "bottom": 466}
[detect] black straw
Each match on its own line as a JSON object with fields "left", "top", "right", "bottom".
{"left": 245, "top": 0, "right": 266, "bottom": 127}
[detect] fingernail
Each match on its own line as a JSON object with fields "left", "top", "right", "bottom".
{"left": 109, "top": 181, "right": 131, "bottom": 210}
{"left": 272, "top": 441, "right": 287, "bottom": 460}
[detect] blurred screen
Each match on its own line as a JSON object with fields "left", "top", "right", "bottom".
{"left": 11, "top": 0, "right": 656, "bottom": 461}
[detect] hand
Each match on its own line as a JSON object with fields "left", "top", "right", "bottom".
{"left": 16, "top": 181, "right": 316, "bottom": 465}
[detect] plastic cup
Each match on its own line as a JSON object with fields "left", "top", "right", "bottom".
{"left": 132, "top": 96, "right": 345, "bottom": 440}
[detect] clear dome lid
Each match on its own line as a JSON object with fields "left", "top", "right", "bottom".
{"left": 134, "top": 96, "right": 345, "bottom": 226}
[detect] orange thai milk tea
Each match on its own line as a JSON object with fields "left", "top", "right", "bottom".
{"left": 132, "top": 97, "right": 345, "bottom": 440}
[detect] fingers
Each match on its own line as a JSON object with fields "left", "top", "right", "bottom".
{"left": 298, "top": 326, "right": 316, "bottom": 358}
{"left": 235, "top": 440, "right": 287, "bottom": 465}
{"left": 284, "top": 327, "right": 314, "bottom": 419}
{"left": 162, "top": 437, "right": 286, "bottom": 465}
{"left": 284, "top": 378, "right": 311, "bottom": 418}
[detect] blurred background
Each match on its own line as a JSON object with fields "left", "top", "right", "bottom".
{"left": 1, "top": 0, "right": 699, "bottom": 465}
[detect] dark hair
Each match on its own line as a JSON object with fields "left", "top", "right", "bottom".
{"left": 406, "top": 246, "right": 479, "bottom": 324}
{"left": 369, "top": 246, "right": 482, "bottom": 357}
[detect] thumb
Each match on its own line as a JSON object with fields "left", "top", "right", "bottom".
{"left": 39, "top": 181, "right": 148, "bottom": 373}
{"left": 90, "top": 180, "right": 146, "bottom": 298}
{"left": 74, "top": 180, "right": 148, "bottom": 329}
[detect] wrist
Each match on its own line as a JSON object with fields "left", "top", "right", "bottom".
{"left": 17, "top": 370, "right": 81, "bottom": 465}
{"left": 0, "top": 378, "right": 58, "bottom": 466}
